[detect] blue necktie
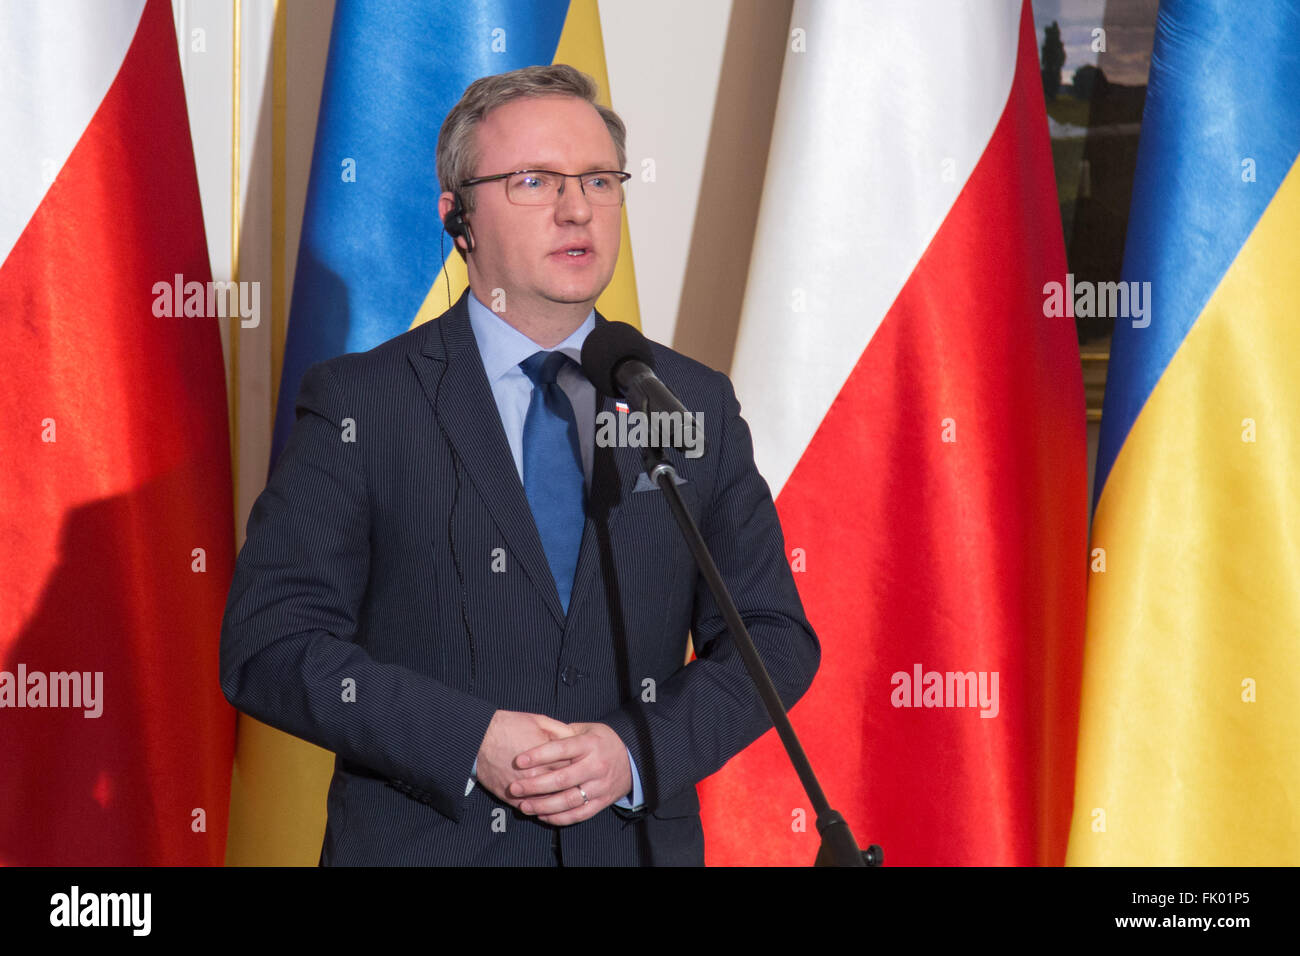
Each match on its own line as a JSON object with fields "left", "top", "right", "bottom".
{"left": 520, "top": 351, "right": 586, "bottom": 613}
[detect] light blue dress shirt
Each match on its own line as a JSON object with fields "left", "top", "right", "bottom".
{"left": 463, "top": 290, "right": 644, "bottom": 811}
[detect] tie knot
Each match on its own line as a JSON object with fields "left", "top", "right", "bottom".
{"left": 520, "top": 350, "right": 570, "bottom": 387}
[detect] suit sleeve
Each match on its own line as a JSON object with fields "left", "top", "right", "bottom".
{"left": 600, "top": 370, "right": 820, "bottom": 810}
{"left": 219, "top": 360, "right": 497, "bottom": 821}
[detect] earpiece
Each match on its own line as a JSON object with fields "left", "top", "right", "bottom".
{"left": 443, "top": 192, "right": 475, "bottom": 254}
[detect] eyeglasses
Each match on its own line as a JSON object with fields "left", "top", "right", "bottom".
{"left": 458, "top": 169, "right": 631, "bottom": 206}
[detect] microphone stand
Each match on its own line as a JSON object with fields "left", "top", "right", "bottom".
{"left": 639, "top": 441, "right": 882, "bottom": 867}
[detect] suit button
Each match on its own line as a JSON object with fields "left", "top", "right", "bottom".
{"left": 560, "top": 666, "right": 587, "bottom": 686}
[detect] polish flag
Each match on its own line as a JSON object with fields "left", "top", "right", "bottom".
{"left": 700, "top": 0, "right": 1088, "bottom": 865}
{"left": 0, "top": 0, "right": 235, "bottom": 864}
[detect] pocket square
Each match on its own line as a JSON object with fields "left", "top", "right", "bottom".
{"left": 632, "top": 471, "right": 689, "bottom": 493}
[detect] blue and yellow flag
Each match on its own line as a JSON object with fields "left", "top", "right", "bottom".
{"left": 1068, "top": 0, "right": 1300, "bottom": 864}
{"left": 232, "top": 0, "right": 638, "bottom": 866}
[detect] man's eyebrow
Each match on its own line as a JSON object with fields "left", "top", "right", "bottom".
{"left": 517, "top": 162, "right": 621, "bottom": 171}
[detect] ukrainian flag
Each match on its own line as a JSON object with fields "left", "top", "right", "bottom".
{"left": 1068, "top": 0, "right": 1300, "bottom": 864}
{"left": 232, "top": 0, "right": 639, "bottom": 866}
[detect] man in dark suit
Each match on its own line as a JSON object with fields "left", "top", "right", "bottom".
{"left": 219, "top": 64, "right": 818, "bottom": 865}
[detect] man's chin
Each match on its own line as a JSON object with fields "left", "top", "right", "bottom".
{"left": 540, "top": 260, "right": 617, "bottom": 305}
{"left": 540, "top": 282, "right": 608, "bottom": 307}
{"left": 546, "top": 294, "right": 599, "bottom": 307}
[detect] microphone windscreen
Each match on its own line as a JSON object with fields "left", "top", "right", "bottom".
{"left": 581, "top": 321, "right": 655, "bottom": 397}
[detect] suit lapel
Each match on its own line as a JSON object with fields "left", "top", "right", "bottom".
{"left": 408, "top": 291, "right": 566, "bottom": 628}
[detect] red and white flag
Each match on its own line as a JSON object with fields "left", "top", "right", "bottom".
{"left": 0, "top": 0, "right": 235, "bottom": 864}
{"left": 700, "top": 0, "right": 1087, "bottom": 865}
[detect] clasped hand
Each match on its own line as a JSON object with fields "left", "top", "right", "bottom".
{"left": 474, "top": 710, "right": 633, "bottom": 825}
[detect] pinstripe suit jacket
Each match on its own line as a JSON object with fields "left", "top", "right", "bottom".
{"left": 219, "top": 289, "right": 819, "bottom": 866}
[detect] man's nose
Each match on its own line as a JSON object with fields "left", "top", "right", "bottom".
{"left": 554, "top": 176, "right": 593, "bottom": 223}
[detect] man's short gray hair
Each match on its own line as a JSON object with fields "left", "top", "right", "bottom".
{"left": 436, "top": 64, "right": 628, "bottom": 216}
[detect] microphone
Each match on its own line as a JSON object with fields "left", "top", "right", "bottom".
{"left": 581, "top": 322, "right": 705, "bottom": 455}
{"left": 583, "top": 327, "right": 877, "bottom": 866}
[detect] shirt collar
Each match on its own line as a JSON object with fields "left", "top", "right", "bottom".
{"left": 466, "top": 290, "right": 596, "bottom": 385}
